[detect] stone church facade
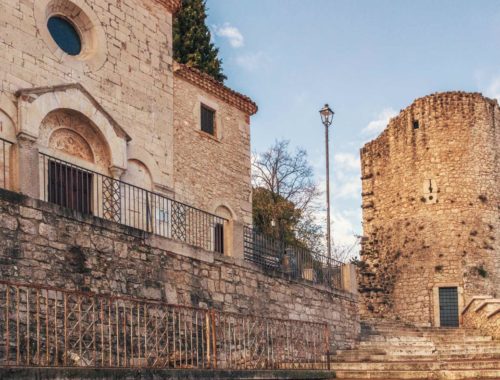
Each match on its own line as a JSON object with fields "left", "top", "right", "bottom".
{"left": 0, "top": 0, "right": 256, "bottom": 231}
{"left": 359, "top": 92, "right": 500, "bottom": 327}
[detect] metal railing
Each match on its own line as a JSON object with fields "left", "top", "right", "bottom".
{"left": 0, "top": 280, "right": 329, "bottom": 370}
{"left": 244, "top": 226, "right": 343, "bottom": 290}
{"left": 0, "top": 137, "right": 13, "bottom": 190}
{"left": 39, "top": 153, "right": 226, "bottom": 253}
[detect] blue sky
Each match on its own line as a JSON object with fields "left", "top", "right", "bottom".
{"left": 206, "top": 0, "right": 500, "bottom": 253}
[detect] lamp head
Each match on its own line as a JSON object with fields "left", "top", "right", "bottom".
{"left": 319, "top": 104, "right": 334, "bottom": 127}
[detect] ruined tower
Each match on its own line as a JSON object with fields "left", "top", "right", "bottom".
{"left": 359, "top": 92, "right": 500, "bottom": 326}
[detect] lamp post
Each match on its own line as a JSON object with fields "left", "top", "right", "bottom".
{"left": 319, "top": 104, "right": 334, "bottom": 261}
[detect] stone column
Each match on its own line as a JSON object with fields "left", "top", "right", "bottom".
{"left": 231, "top": 220, "right": 245, "bottom": 260}
{"left": 342, "top": 263, "right": 358, "bottom": 295}
{"left": 11, "top": 133, "right": 39, "bottom": 199}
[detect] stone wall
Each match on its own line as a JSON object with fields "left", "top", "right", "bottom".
{"left": 359, "top": 92, "right": 500, "bottom": 326}
{"left": 0, "top": 189, "right": 359, "bottom": 350}
{"left": 173, "top": 72, "right": 252, "bottom": 224}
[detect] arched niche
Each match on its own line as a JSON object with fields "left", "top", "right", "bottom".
{"left": 127, "top": 144, "right": 168, "bottom": 191}
{"left": 0, "top": 109, "right": 15, "bottom": 190}
{"left": 214, "top": 204, "right": 236, "bottom": 257}
{"left": 121, "top": 159, "right": 153, "bottom": 190}
{"left": 215, "top": 205, "right": 234, "bottom": 221}
{"left": 39, "top": 109, "right": 111, "bottom": 171}
{"left": 0, "top": 111, "right": 16, "bottom": 142}
{"left": 0, "top": 93, "right": 17, "bottom": 142}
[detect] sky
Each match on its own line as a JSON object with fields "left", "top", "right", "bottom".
{"left": 205, "top": 0, "right": 500, "bottom": 255}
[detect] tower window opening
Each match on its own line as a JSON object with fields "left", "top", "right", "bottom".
{"left": 413, "top": 120, "right": 420, "bottom": 130}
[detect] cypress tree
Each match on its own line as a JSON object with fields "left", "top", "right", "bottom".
{"left": 173, "top": 0, "right": 227, "bottom": 82}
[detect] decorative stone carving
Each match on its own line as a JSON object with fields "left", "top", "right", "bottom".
{"left": 49, "top": 129, "right": 94, "bottom": 162}
{"left": 40, "top": 109, "right": 110, "bottom": 169}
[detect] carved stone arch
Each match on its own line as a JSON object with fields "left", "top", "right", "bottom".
{"left": 127, "top": 144, "right": 167, "bottom": 191}
{"left": 16, "top": 84, "right": 130, "bottom": 171}
{"left": 39, "top": 109, "right": 111, "bottom": 169}
{"left": 49, "top": 128, "right": 94, "bottom": 163}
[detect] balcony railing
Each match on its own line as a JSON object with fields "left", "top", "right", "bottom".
{"left": 244, "top": 226, "right": 343, "bottom": 290}
{"left": 0, "top": 280, "right": 329, "bottom": 370}
{"left": 39, "top": 153, "right": 226, "bottom": 253}
{"left": 0, "top": 137, "right": 13, "bottom": 190}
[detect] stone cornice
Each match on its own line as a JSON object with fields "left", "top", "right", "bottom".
{"left": 173, "top": 62, "right": 258, "bottom": 116}
{"left": 155, "top": 0, "right": 182, "bottom": 14}
{"left": 16, "top": 83, "right": 132, "bottom": 142}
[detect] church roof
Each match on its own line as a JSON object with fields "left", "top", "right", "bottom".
{"left": 173, "top": 62, "right": 258, "bottom": 116}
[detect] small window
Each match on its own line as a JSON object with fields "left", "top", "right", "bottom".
{"left": 214, "top": 222, "right": 224, "bottom": 254}
{"left": 200, "top": 104, "right": 216, "bottom": 136}
{"left": 413, "top": 120, "right": 420, "bottom": 130}
{"left": 47, "top": 16, "right": 82, "bottom": 56}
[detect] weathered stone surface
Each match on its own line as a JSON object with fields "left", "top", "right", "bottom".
{"left": 0, "top": 190, "right": 360, "bottom": 350}
{"left": 359, "top": 92, "right": 500, "bottom": 326}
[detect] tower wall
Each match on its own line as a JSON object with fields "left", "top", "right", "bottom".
{"left": 359, "top": 92, "right": 500, "bottom": 325}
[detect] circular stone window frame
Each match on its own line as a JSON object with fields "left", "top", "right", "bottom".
{"left": 34, "top": 0, "right": 107, "bottom": 71}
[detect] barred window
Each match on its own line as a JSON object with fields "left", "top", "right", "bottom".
{"left": 200, "top": 104, "right": 216, "bottom": 136}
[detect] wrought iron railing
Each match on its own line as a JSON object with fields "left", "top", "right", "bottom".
{"left": 39, "top": 153, "right": 226, "bottom": 253}
{"left": 0, "top": 280, "right": 329, "bottom": 370}
{"left": 243, "top": 226, "right": 343, "bottom": 290}
{"left": 0, "top": 137, "right": 13, "bottom": 190}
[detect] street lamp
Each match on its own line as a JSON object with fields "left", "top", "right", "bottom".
{"left": 319, "top": 104, "right": 334, "bottom": 260}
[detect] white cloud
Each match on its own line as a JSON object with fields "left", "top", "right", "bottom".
{"left": 486, "top": 76, "right": 500, "bottom": 102}
{"left": 331, "top": 210, "right": 360, "bottom": 251}
{"left": 334, "top": 176, "right": 361, "bottom": 200}
{"left": 213, "top": 23, "right": 244, "bottom": 48}
{"left": 235, "top": 51, "right": 270, "bottom": 72}
{"left": 361, "top": 108, "right": 398, "bottom": 137}
{"left": 334, "top": 153, "right": 360, "bottom": 171}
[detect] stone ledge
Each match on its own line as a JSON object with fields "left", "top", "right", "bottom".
{"left": 462, "top": 296, "right": 493, "bottom": 315}
{"left": 0, "top": 368, "right": 336, "bottom": 380}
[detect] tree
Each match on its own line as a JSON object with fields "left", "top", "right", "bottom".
{"left": 252, "top": 140, "right": 323, "bottom": 250}
{"left": 173, "top": 0, "right": 227, "bottom": 82}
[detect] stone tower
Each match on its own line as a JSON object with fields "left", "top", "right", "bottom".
{"left": 359, "top": 92, "right": 500, "bottom": 326}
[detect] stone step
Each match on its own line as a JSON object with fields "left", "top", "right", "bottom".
{"left": 334, "top": 368, "right": 500, "bottom": 379}
{"left": 362, "top": 330, "right": 485, "bottom": 338}
{"left": 333, "top": 351, "right": 500, "bottom": 362}
{"left": 359, "top": 341, "right": 500, "bottom": 351}
{"left": 363, "top": 338, "right": 494, "bottom": 346}
{"left": 366, "top": 353, "right": 500, "bottom": 362}
{"left": 331, "top": 359, "right": 500, "bottom": 371}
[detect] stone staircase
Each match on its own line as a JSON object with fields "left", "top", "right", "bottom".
{"left": 331, "top": 319, "right": 500, "bottom": 379}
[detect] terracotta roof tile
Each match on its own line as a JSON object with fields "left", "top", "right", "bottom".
{"left": 155, "top": 0, "right": 182, "bottom": 14}
{"left": 173, "top": 62, "right": 258, "bottom": 116}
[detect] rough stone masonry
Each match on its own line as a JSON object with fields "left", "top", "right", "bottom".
{"left": 0, "top": 189, "right": 359, "bottom": 350}
{"left": 359, "top": 92, "right": 500, "bottom": 326}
